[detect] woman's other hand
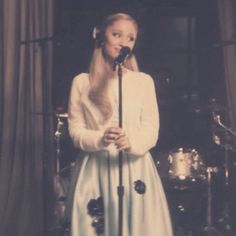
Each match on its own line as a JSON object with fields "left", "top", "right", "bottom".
{"left": 102, "top": 127, "right": 131, "bottom": 152}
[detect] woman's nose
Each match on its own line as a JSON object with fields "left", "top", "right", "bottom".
{"left": 119, "top": 37, "right": 128, "bottom": 47}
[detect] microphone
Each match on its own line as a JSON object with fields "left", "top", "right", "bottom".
{"left": 113, "top": 46, "right": 131, "bottom": 70}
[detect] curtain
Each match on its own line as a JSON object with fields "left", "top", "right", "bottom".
{"left": 217, "top": 0, "right": 236, "bottom": 133}
{"left": 217, "top": 1, "right": 236, "bottom": 232}
{"left": 0, "top": 1, "right": 54, "bottom": 236}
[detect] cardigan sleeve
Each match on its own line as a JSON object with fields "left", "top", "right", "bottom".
{"left": 128, "top": 74, "right": 159, "bottom": 156}
{"left": 67, "top": 74, "right": 105, "bottom": 152}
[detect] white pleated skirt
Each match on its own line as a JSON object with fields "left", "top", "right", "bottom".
{"left": 71, "top": 149, "right": 173, "bottom": 236}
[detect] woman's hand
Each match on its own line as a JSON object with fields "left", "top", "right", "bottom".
{"left": 102, "top": 127, "right": 131, "bottom": 152}
{"left": 102, "top": 127, "right": 121, "bottom": 146}
{"left": 114, "top": 130, "right": 131, "bottom": 152}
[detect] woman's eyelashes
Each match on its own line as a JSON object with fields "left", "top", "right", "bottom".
{"left": 128, "top": 36, "right": 135, "bottom": 42}
{"left": 112, "top": 32, "right": 121, "bottom": 38}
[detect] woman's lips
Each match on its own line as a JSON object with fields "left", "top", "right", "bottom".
{"left": 114, "top": 47, "right": 121, "bottom": 55}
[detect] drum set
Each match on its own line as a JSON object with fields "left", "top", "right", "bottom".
{"left": 159, "top": 147, "right": 220, "bottom": 235}
{"left": 154, "top": 108, "right": 236, "bottom": 236}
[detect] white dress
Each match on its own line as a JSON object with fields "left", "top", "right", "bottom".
{"left": 68, "top": 70, "right": 173, "bottom": 236}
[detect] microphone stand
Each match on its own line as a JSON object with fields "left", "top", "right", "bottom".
{"left": 113, "top": 46, "right": 131, "bottom": 236}
{"left": 115, "top": 62, "right": 124, "bottom": 236}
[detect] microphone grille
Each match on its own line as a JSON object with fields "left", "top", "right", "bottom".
{"left": 120, "top": 46, "right": 131, "bottom": 55}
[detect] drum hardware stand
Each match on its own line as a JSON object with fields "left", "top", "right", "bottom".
{"left": 217, "top": 138, "right": 232, "bottom": 236}
{"left": 212, "top": 114, "right": 236, "bottom": 235}
{"left": 202, "top": 167, "right": 223, "bottom": 236}
{"left": 54, "top": 113, "right": 68, "bottom": 232}
{"left": 55, "top": 113, "right": 68, "bottom": 175}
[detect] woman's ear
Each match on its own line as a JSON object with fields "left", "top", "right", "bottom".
{"left": 92, "top": 27, "right": 104, "bottom": 48}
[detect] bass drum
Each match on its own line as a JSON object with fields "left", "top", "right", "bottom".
{"left": 153, "top": 148, "right": 206, "bottom": 190}
{"left": 167, "top": 148, "right": 206, "bottom": 189}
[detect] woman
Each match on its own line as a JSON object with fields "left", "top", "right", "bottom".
{"left": 68, "top": 13, "right": 173, "bottom": 236}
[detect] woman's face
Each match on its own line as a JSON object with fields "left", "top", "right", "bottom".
{"left": 103, "top": 19, "right": 137, "bottom": 62}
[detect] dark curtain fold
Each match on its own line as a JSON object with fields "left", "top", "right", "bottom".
{"left": 217, "top": 0, "right": 236, "bottom": 133}
{"left": 0, "top": 0, "right": 3, "bottom": 141}
{"left": 0, "top": 1, "right": 55, "bottom": 236}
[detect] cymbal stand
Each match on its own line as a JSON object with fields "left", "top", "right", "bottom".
{"left": 213, "top": 114, "right": 236, "bottom": 235}
{"left": 202, "top": 167, "right": 222, "bottom": 236}
{"left": 55, "top": 115, "right": 64, "bottom": 174}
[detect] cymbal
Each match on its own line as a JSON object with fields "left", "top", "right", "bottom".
{"left": 31, "top": 111, "right": 68, "bottom": 118}
{"left": 56, "top": 113, "right": 68, "bottom": 118}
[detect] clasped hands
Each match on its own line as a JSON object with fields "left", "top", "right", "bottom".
{"left": 102, "top": 127, "right": 131, "bottom": 152}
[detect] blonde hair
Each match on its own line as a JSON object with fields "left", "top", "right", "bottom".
{"left": 88, "top": 13, "right": 139, "bottom": 124}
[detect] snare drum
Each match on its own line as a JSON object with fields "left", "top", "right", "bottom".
{"left": 168, "top": 148, "right": 206, "bottom": 188}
